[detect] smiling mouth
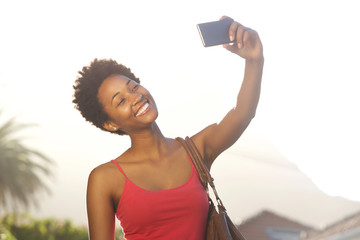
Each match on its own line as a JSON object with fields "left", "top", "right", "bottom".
{"left": 135, "top": 101, "right": 150, "bottom": 117}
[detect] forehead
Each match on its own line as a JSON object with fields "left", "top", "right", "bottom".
{"left": 99, "top": 74, "right": 130, "bottom": 92}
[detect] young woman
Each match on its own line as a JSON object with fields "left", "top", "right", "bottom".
{"left": 73, "top": 17, "right": 263, "bottom": 240}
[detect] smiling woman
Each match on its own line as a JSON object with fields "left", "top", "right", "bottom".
{"left": 72, "top": 16, "right": 264, "bottom": 240}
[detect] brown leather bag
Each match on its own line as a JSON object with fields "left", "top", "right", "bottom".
{"left": 176, "top": 137, "right": 246, "bottom": 240}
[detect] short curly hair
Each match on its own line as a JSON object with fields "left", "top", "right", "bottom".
{"left": 72, "top": 58, "right": 140, "bottom": 135}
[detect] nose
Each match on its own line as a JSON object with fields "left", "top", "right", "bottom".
{"left": 132, "top": 93, "right": 144, "bottom": 106}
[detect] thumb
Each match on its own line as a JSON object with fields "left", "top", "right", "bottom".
{"left": 223, "top": 43, "right": 240, "bottom": 54}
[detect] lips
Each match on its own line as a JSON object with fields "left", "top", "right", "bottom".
{"left": 135, "top": 101, "right": 150, "bottom": 117}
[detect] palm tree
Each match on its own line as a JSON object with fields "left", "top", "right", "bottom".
{"left": 0, "top": 111, "right": 54, "bottom": 211}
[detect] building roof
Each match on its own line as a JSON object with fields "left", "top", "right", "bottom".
{"left": 238, "top": 209, "right": 313, "bottom": 240}
{"left": 303, "top": 211, "right": 360, "bottom": 240}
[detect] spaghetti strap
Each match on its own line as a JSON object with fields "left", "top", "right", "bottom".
{"left": 186, "top": 153, "right": 195, "bottom": 168}
{"left": 111, "top": 160, "right": 127, "bottom": 178}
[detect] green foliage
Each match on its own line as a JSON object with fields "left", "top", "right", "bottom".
{"left": 0, "top": 213, "right": 88, "bottom": 240}
{"left": 0, "top": 214, "right": 128, "bottom": 240}
{"left": 0, "top": 225, "right": 17, "bottom": 240}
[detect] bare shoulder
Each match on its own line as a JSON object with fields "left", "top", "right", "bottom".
{"left": 191, "top": 123, "right": 217, "bottom": 149}
{"left": 88, "top": 161, "right": 124, "bottom": 193}
{"left": 89, "top": 161, "right": 116, "bottom": 180}
{"left": 190, "top": 123, "right": 219, "bottom": 166}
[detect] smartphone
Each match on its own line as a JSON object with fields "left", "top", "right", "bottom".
{"left": 196, "top": 18, "right": 234, "bottom": 47}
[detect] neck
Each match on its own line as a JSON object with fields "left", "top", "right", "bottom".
{"left": 127, "top": 122, "right": 168, "bottom": 157}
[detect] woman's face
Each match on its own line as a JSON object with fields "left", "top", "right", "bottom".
{"left": 97, "top": 74, "right": 158, "bottom": 134}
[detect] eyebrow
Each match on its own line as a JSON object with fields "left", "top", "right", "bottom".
{"left": 111, "top": 79, "right": 131, "bottom": 105}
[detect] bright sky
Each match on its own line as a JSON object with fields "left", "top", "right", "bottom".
{"left": 1, "top": 0, "right": 359, "bottom": 223}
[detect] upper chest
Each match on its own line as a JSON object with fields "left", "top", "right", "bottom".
{"left": 120, "top": 147, "right": 192, "bottom": 191}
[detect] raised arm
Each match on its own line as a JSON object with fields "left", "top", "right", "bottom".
{"left": 193, "top": 17, "right": 264, "bottom": 166}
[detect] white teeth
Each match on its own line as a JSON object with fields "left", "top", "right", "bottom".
{"left": 135, "top": 102, "right": 149, "bottom": 117}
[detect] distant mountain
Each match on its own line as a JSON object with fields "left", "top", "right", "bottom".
{"left": 210, "top": 134, "right": 360, "bottom": 229}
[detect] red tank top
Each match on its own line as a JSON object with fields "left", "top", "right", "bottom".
{"left": 111, "top": 156, "right": 209, "bottom": 240}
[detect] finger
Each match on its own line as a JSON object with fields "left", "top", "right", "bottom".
{"left": 236, "top": 25, "right": 247, "bottom": 48}
{"left": 228, "top": 21, "right": 239, "bottom": 42}
{"left": 223, "top": 42, "right": 239, "bottom": 54}
{"left": 219, "top": 15, "right": 230, "bottom": 21}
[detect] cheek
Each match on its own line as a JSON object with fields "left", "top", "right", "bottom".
{"left": 104, "top": 105, "right": 132, "bottom": 124}
{"left": 149, "top": 104, "right": 159, "bottom": 120}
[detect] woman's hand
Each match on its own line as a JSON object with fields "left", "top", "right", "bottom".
{"left": 222, "top": 16, "right": 263, "bottom": 62}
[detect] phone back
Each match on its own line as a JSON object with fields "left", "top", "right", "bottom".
{"left": 197, "top": 18, "right": 234, "bottom": 47}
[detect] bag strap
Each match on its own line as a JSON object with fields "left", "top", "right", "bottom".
{"left": 176, "top": 137, "right": 208, "bottom": 190}
{"left": 176, "top": 137, "right": 226, "bottom": 209}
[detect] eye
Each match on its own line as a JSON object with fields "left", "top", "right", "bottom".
{"left": 117, "top": 98, "right": 125, "bottom": 107}
{"left": 132, "top": 83, "right": 139, "bottom": 91}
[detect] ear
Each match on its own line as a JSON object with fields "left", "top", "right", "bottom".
{"left": 103, "top": 121, "right": 120, "bottom": 132}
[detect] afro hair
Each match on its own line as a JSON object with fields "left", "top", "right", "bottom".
{"left": 72, "top": 58, "right": 140, "bottom": 135}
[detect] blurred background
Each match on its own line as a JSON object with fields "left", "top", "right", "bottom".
{"left": 1, "top": 0, "right": 359, "bottom": 239}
